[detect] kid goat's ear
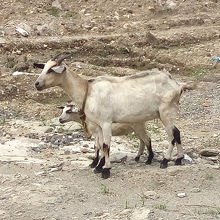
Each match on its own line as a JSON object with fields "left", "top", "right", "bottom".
{"left": 57, "top": 106, "right": 64, "bottom": 109}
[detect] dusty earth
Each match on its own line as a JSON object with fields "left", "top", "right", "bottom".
{"left": 0, "top": 0, "right": 220, "bottom": 219}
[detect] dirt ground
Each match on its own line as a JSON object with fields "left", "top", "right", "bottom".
{"left": 0, "top": 0, "right": 220, "bottom": 219}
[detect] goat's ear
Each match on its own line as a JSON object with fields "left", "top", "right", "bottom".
{"left": 33, "top": 63, "right": 45, "bottom": 69}
{"left": 51, "top": 66, "right": 66, "bottom": 74}
{"left": 57, "top": 106, "right": 64, "bottom": 109}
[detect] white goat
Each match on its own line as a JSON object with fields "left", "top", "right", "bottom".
{"left": 34, "top": 53, "right": 193, "bottom": 179}
{"left": 58, "top": 104, "right": 153, "bottom": 167}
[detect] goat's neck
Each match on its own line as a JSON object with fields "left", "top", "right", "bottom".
{"left": 61, "top": 72, "right": 88, "bottom": 109}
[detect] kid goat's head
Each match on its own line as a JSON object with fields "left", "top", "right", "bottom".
{"left": 34, "top": 53, "right": 72, "bottom": 91}
{"left": 58, "top": 105, "right": 79, "bottom": 124}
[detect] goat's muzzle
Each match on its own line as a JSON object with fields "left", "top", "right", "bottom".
{"left": 59, "top": 118, "right": 65, "bottom": 124}
{"left": 35, "top": 81, "right": 43, "bottom": 91}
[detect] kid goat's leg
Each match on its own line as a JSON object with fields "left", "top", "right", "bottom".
{"left": 132, "top": 123, "right": 153, "bottom": 164}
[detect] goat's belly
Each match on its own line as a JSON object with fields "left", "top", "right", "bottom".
{"left": 113, "top": 110, "right": 159, "bottom": 123}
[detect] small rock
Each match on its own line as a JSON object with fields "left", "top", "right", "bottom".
{"left": 72, "top": 147, "right": 81, "bottom": 154}
{"left": 80, "top": 147, "right": 94, "bottom": 153}
{"left": 182, "top": 154, "right": 193, "bottom": 164}
{"left": 200, "top": 149, "right": 219, "bottom": 157}
{"left": 202, "top": 102, "right": 210, "bottom": 107}
{"left": 64, "top": 150, "right": 70, "bottom": 155}
{"left": 177, "top": 192, "right": 186, "bottom": 198}
{"left": 0, "top": 210, "right": 6, "bottom": 215}
{"left": 148, "top": 6, "right": 155, "bottom": 12}
{"left": 191, "top": 188, "right": 201, "bottom": 193}
{"left": 16, "top": 27, "right": 29, "bottom": 37}
{"left": 35, "top": 171, "right": 46, "bottom": 176}
{"left": 130, "top": 208, "right": 151, "bottom": 220}
{"left": 111, "top": 152, "right": 128, "bottom": 163}
{"left": 144, "top": 191, "right": 159, "bottom": 200}
{"left": 52, "top": 0, "right": 62, "bottom": 10}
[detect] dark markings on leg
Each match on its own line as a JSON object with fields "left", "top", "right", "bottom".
{"left": 102, "top": 168, "right": 111, "bottom": 179}
{"left": 90, "top": 149, "right": 99, "bottom": 168}
{"left": 94, "top": 157, "right": 105, "bottom": 173}
{"left": 175, "top": 156, "right": 184, "bottom": 165}
{"left": 135, "top": 156, "right": 140, "bottom": 162}
{"left": 172, "top": 126, "right": 181, "bottom": 145}
{"left": 103, "top": 143, "right": 110, "bottom": 156}
{"left": 146, "top": 141, "right": 154, "bottom": 165}
{"left": 160, "top": 158, "right": 169, "bottom": 169}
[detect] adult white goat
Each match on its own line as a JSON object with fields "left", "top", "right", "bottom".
{"left": 34, "top": 53, "right": 192, "bottom": 179}
{"left": 58, "top": 104, "right": 152, "bottom": 167}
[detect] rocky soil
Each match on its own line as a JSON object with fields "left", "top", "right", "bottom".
{"left": 0, "top": 0, "right": 220, "bottom": 219}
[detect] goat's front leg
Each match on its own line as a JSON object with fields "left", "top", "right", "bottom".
{"left": 101, "top": 122, "right": 112, "bottom": 179}
{"left": 90, "top": 135, "right": 100, "bottom": 168}
{"left": 94, "top": 126, "right": 105, "bottom": 173}
{"left": 159, "top": 108, "right": 183, "bottom": 168}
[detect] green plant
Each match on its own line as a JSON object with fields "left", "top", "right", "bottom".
{"left": 192, "top": 69, "right": 207, "bottom": 79}
{"left": 47, "top": 7, "right": 60, "bottom": 17}
{"left": 101, "top": 184, "right": 110, "bottom": 195}
{"left": 147, "top": 120, "right": 161, "bottom": 134}
{"left": 204, "top": 173, "right": 214, "bottom": 181}
{"left": 127, "top": 132, "right": 138, "bottom": 140}
{"left": 195, "top": 208, "right": 220, "bottom": 217}
{"left": 138, "top": 193, "right": 145, "bottom": 207}
{"left": 156, "top": 203, "right": 167, "bottom": 210}
{"left": 125, "top": 200, "right": 130, "bottom": 209}
{"left": 0, "top": 116, "right": 7, "bottom": 125}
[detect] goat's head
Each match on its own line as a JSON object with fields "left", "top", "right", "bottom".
{"left": 34, "top": 53, "right": 72, "bottom": 91}
{"left": 58, "top": 104, "right": 79, "bottom": 124}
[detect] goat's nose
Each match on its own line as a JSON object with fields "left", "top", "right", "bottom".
{"left": 35, "top": 81, "right": 39, "bottom": 87}
{"left": 59, "top": 118, "right": 64, "bottom": 124}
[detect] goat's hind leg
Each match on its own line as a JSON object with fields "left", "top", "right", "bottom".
{"left": 159, "top": 109, "right": 183, "bottom": 169}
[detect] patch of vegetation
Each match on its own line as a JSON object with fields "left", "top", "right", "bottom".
{"left": 39, "top": 116, "right": 47, "bottom": 126}
{"left": 195, "top": 208, "right": 220, "bottom": 217}
{"left": 156, "top": 203, "right": 167, "bottom": 210}
{"left": 127, "top": 132, "right": 138, "bottom": 141}
{"left": 0, "top": 116, "right": 7, "bottom": 126}
{"left": 125, "top": 200, "right": 130, "bottom": 209}
{"left": 202, "top": 137, "right": 220, "bottom": 149}
{"left": 138, "top": 193, "right": 145, "bottom": 207}
{"left": 64, "top": 11, "right": 74, "bottom": 19}
{"left": 147, "top": 120, "right": 161, "bottom": 134}
{"left": 101, "top": 184, "right": 111, "bottom": 195}
{"left": 204, "top": 173, "right": 214, "bottom": 181}
{"left": 191, "top": 69, "right": 207, "bottom": 79}
{"left": 47, "top": 7, "right": 60, "bottom": 17}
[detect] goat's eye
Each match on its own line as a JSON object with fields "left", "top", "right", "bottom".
{"left": 47, "top": 69, "right": 54, "bottom": 74}
{"left": 66, "top": 110, "right": 72, "bottom": 114}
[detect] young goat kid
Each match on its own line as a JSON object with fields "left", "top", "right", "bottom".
{"left": 58, "top": 104, "right": 152, "bottom": 168}
{"left": 34, "top": 53, "right": 194, "bottom": 179}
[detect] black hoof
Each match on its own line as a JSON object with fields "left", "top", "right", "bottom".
{"left": 160, "top": 158, "right": 169, "bottom": 169}
{"left": 135, "top": 156, "right": 140, "bottom": 162}
{"left": 94, "top": 166, "right": 103, "bottom": 174}
{"left": 146, "top": 153, "right": 154, "bottom": 165}
{"left": 145, "top": 159, "right": 152, "bottom": 165}
{"left": 101, "top": 168, "right": 111, "bottom": 179}
{"left": 89, "top": 158, "right": 99, "bottom": 168}
{"left": 175, "top": 157, "right": 184, "bottom": 166}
